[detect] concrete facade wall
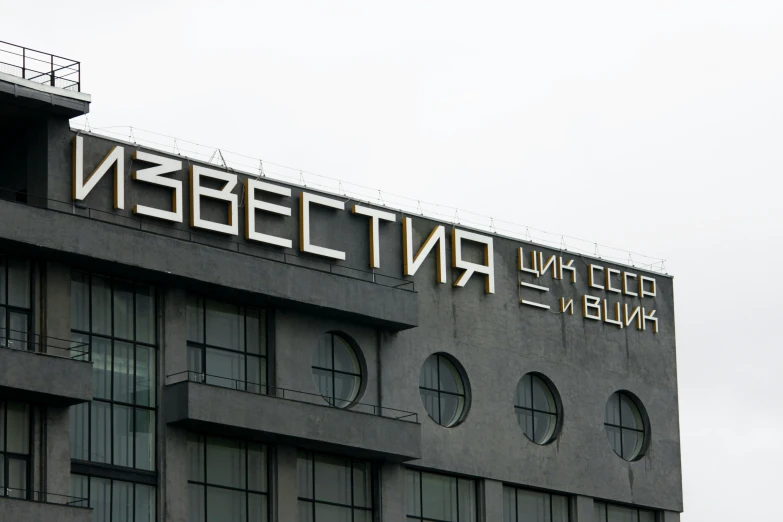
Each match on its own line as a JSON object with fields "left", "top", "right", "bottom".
{"left": 0, "top": 97, "right": 683, "bottom": 520}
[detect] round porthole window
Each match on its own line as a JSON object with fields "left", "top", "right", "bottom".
{"left": 311, "top": 332, "right": 363, "bottom": 408}
{"left": 418, "top": 353, "right": 470, "bottom": 427}
{"left": 604, "top": 391, "right": 650, "bottom": 461}
{"left": 514, "top": 373, "right": 562, "bottom": 445}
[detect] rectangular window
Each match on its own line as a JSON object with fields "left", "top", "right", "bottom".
{"left": 0, "top": 401, "right": 31, "bottom": 499}
{"left": 0, "top": 256, "right": 31, "bottom": 351}
{"left": 69, "top": 271, "right": 157, "bottom": 472}
{"left": 298, "top": 450, "right": 373, "bottom": 522}
{"left": 187, "top": 434, "right": 269, "bottom": 522}
{"left": 71, "top": 474, "right": 156, "bottom": 522}
{"left": 503, "top": 485, "right": 569, "bottom": 522}
{"left": 186, "top": 296, "right": 267, "bottom": 394}
{"left": 594, "top": 502, "right": 657, "bottom": 522}
{"left": 406, "top": 469, "right": 475, "bottom": 522}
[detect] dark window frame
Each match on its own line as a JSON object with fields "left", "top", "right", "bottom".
{"left": 187, "top": 433, "right": 270, "bottom": 522}
{"left": 604, "top": 392, "right": 646, "bottom": 461}
{"left": 406, "top": 468, "right": 477, "bottom": 522}
{"left": 594, "top": 501, "right": 658, "bottom": 522}
{"left": 514, "top": 373, "right": 560, "bottom": 445}
{"left": 70, "top": 271, "right": 158, "bottom": 473}
{"left": 503, "top": 483, "right": 570, "bottom": 522}
{"left": 297, "top": 450, "right": 374, "bottom": 521}
{"left": 0, "top": 400, "right": 33, "bottom": 500}
{"left": 186, "top": 296, "right": 268, "bottom": 394}
{"left": 71, "top": 472, "right": 157, "bottom": 521}
{"left": 419, "top": 353, "right": 468, "bottom": 427}
{"left": 0, "top": 256, "right": 33, "bottom": 351}
{"left": 311, "top": 332, "right": 362, "bottom": 408}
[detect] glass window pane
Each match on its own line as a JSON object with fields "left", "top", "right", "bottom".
{"left": 70, "top": 402, "right": 89, "bottom": 461}
{"left": 517, "top": 408, "right": 533, "bottom": 437}
{"left": 314, "top": 503, "right": 351, "bottom": 522}
{"left": 113, "top": 404, "right": 133, "bottom": 467}
{"left": 0, "top": 307, "right": 6, "bottom": 345}
{"left": 516, "top": 374, "right": 532, "bottom": 409}
{"left": 622, "top": 430, "right": 641, "bottom": 461}
{"left": 438, "top": 357, "right": 461, "bottom": 394}
{"left": 206, "top": 437, "right": 246, "bottom": 489}
{"left": 135, "top": 408, "right": 156, "bottom": 471}
{"left": 91, "top": 401, "right": 111, "bottom": 463}
{"left": 188, "top": 345, "right": 203, "bottom": 379}
{"left": 71, "top": 332, "right": 90, "bottom": 362}
{"left": 639, "top": 510, "right": 656, "bottom": 522}
{"left": 503, "top": 486, "right": 515, "bottom": 522}
{"left": 6, "top": 402, "right": 30, "bottom": 454}
{"left": 458, "top": 478, "right": 476, "bottom": 522}
{"left": 607, "top": 504, "right": 636, "bottom": 522}
{"left": 206, "top": 300, "right": 243, "bottom": 351}
{"left": 71, "top": 271, "right": 89, "bottom": 331}
{"left": 419, "top": 355, "right": 438, "bottom": 389}
{"left": 248, "top": 444, "right": 267, "bottom": 492}
{"left": 605, "top": 394, "right": 621, "bottom": 425}
{"left": 93, "top": 337, "right": 112, "bottom": 400}
{"left": 353, "top": 461, "right": 371, "bottom": 508}
{"left": 189, "top": 483, "right": 206, "bottom": 522}
{"left": 187, "top": 295, "right": 204, "bottom": 343}
{"left": 313, "top": 368, "right": 334, "bottom": 404}
{"left": 206, "top": 348, "right": 244, "bottom": 390}
{"left": 207, "top": 486, "right": 247, "bottom": 522}
{"left": 517, "top": 489, "right": 549, "bottom": 522}
{"left": 313, "top": 454, "right": 351, "bottom": 505}
{"left": 135, "top": 483, "right": 156, "bottom": 522}
{"left": 297, "top": 452, "right": 313, "bottom": 499}
{"left": 188, "top": 433, "right": 205, "bottom": 482}
{"left": 136, "top": 345, "right": 156, "bottom": 407}
{"left": 112, "top": 480, "right": 133, "bottom": 522}
{"left": 552, "top": 495, "right": 569, "bottom": 522}
{"left": 249, "top": 492, "right": 268, "bottom": 522}
{"left": 354, "top": 508, "right": 372, "bottom": 522}
{"left": 314, "top": 334, "right": 332, "bottom": 368}
{"left": 0, "top": 258, "right": 5, "bottom": 305}
{"left": 8, "top": 311, "right": 28, "bottom": 350}
{"left": 7, "top": 458, "right": 27, "bottom": 498}
{"left": 421, "top": 472, "right": 457, "bottom": 521}
{"left": 439, "top": 394, "right": 462, "bottom": 427}
{"left": 332, "top": 336, "right": 358, "bottom": 373}
{"left": 532, "top": 376, "right": 555, "bottom": 413}
{"left": 113, "top": 281, "right": 134, "bottom": 341}
{"left": 405, "top": 469, "right": 421, "bottom": 517}
{"left": 135, "top": 284, "right": 155, "bottom": 344}
{"left": 246, "top": 308, "right": 264, "bottom": 355}
{"left": 534, "top": 412, "right": 556, "bottom": 444}
{"left": 620, "top": 395, "right": 643, "bottom": 430}
{"left": 594, "top": 502, "right": 607, "bottom": 522}
{"left": 91, "top": 276, "right": 112, "bottom": 336}
{"left": 0, "top": 402, "right": 4, "bottom": 450}
{"left": 7, "top": 258, "right": 30, "bottom": 308}
{"left": 70, "top": 474, "right": 89, "bottom": 508}
{"left": 605, "top": 426, "right": 622, "bottom": 457}
{"left": 298, "top": 501, "right": 313, "bottom": 522}
{"left": 113, "top": 341, "right": 134, "bottom": 404}
{"left": 420, "top": 388, "right": 440, "bottom": 424}
{"left": 91, "top": 477, "right": 112, "bottom": 522}
{"left": 247, "top": 356, "right": 264, "bottom": 394}
{"left": 333, "top": 373, "right": 359, "bottom": 407}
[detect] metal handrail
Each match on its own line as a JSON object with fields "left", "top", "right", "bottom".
{"left": 0, "top": 186, "right": 415, "bottom": 292}
{"left": 0, "top": 328, "right": 89, "bottom": 359}
{"left": 0, "top": 40, "right": 80, "bottom": 91}
{"left": 166, "top": 370, "right": 419, "bottom": 423}
{"left": 1, "top": 489, "right": 89, "bottom": 506}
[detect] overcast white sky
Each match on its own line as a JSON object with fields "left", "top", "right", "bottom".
{"left": 5, "top": 1, "right": 783, "bottom": 519}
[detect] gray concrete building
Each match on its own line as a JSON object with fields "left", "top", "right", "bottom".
{"left": 0, "top": 42, "right": 682, "bottom": 522}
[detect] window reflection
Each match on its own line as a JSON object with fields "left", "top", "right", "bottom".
{"left": 298, "top": 451, "right": 372, "bottom": 522}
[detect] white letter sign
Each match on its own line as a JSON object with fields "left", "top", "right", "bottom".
{"left": 189, "top": 166, "right": 238, "bottom": 235}
{"left": 452, "top": 229, "right": 495, "bottom": 294}
{"left": 132, "top": 151, "right": 183, "bottom": 222}
{"left": 299, "top": 192, "right": 346, "bottom": 260}
{"left": 72, "top": 135, "right": 124, "bottom": 209}
{"left": 245, "top": 179, "right": 292, "bottom": 248}
{"left": 352, "top": 205, "right": 396, "bottom": 268}
{"left": 402, "top": 217, "right": 447, "bottom": 284}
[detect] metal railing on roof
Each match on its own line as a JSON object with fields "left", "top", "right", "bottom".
{"left": 166, "top": 370, "right": 419, "bottom": 423}
{"left": 0, "top": 40, "right": 80, "bottom": 91}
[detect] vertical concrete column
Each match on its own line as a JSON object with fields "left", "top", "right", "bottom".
{"left": 45, "top": 407, "right": 72, "bottom": 499}
{"left": 275, "top": 445, "right": 299, "bottom": 522}
{"left": 480, "top": 479, "right": 504, "bottom": 522}
{"left": 572, "top": 495, "right": 595, "bottom": 522}
{"left": 380, "top": 462, "right": 406, "bottom": 522}
{"left": 45, "top": 261, "right": 71, "bottom": 355}
{"left": 661, "top": 511, "right": 681, "bottom": 522}
{"left": 161, "top": 287, "right": 188, "bottom": 522}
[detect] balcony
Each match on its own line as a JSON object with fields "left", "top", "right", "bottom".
{"left": 0, "top": 491, "right": 91, "bottom": 522}
{"left": 0, "top": 330, "right": 93, "bottom": 407}
{"left": 163, "top": 372, "right": 421, "bottom": 462}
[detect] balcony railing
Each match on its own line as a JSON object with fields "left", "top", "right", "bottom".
{"left": 0, "top": 490, "right": 88, "bottom": 507}
{"left": 0, "top": 41, "right": 80, "bottom": 91}
{"left": 167, "top": 370, "right": 419, "bottom": 423}
{"left": 0, "top": 328, "right": 89, "bottom": 360}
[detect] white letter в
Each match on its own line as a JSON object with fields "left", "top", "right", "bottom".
{"left": 72, "top": 135, "right": 124, "bottom": 209}
{"left": 452, "top": 228, "right": 495, "bottom": 294}
{"left": 352, "top": 205, "right": 396, "bottom": 268}
{"left": 299, "top": 192, "right": 346, "bottom": 260}
{"left": 245, "top": 179, "right": 292, "bottom": 248}
{"left": 132, "top": 151, "right": 183, "bottom": 223}
{"left": 189, "top": 165, "right": 239, "bottom": 235}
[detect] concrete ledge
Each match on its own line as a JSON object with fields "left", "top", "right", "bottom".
{"left": 164, "top": 381, "right": 422, "bottom": 462}
{"left": 0, "top": 347, "right": 93, "bottom": 406}
{"left": 0, "top": 497, "right": 91, "bottom": 522}
{"left": 0, "top": 72, "right": 90, "bottom": 118}
{"left": 0, "top": 199, "right": 418, "bottom": 331}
